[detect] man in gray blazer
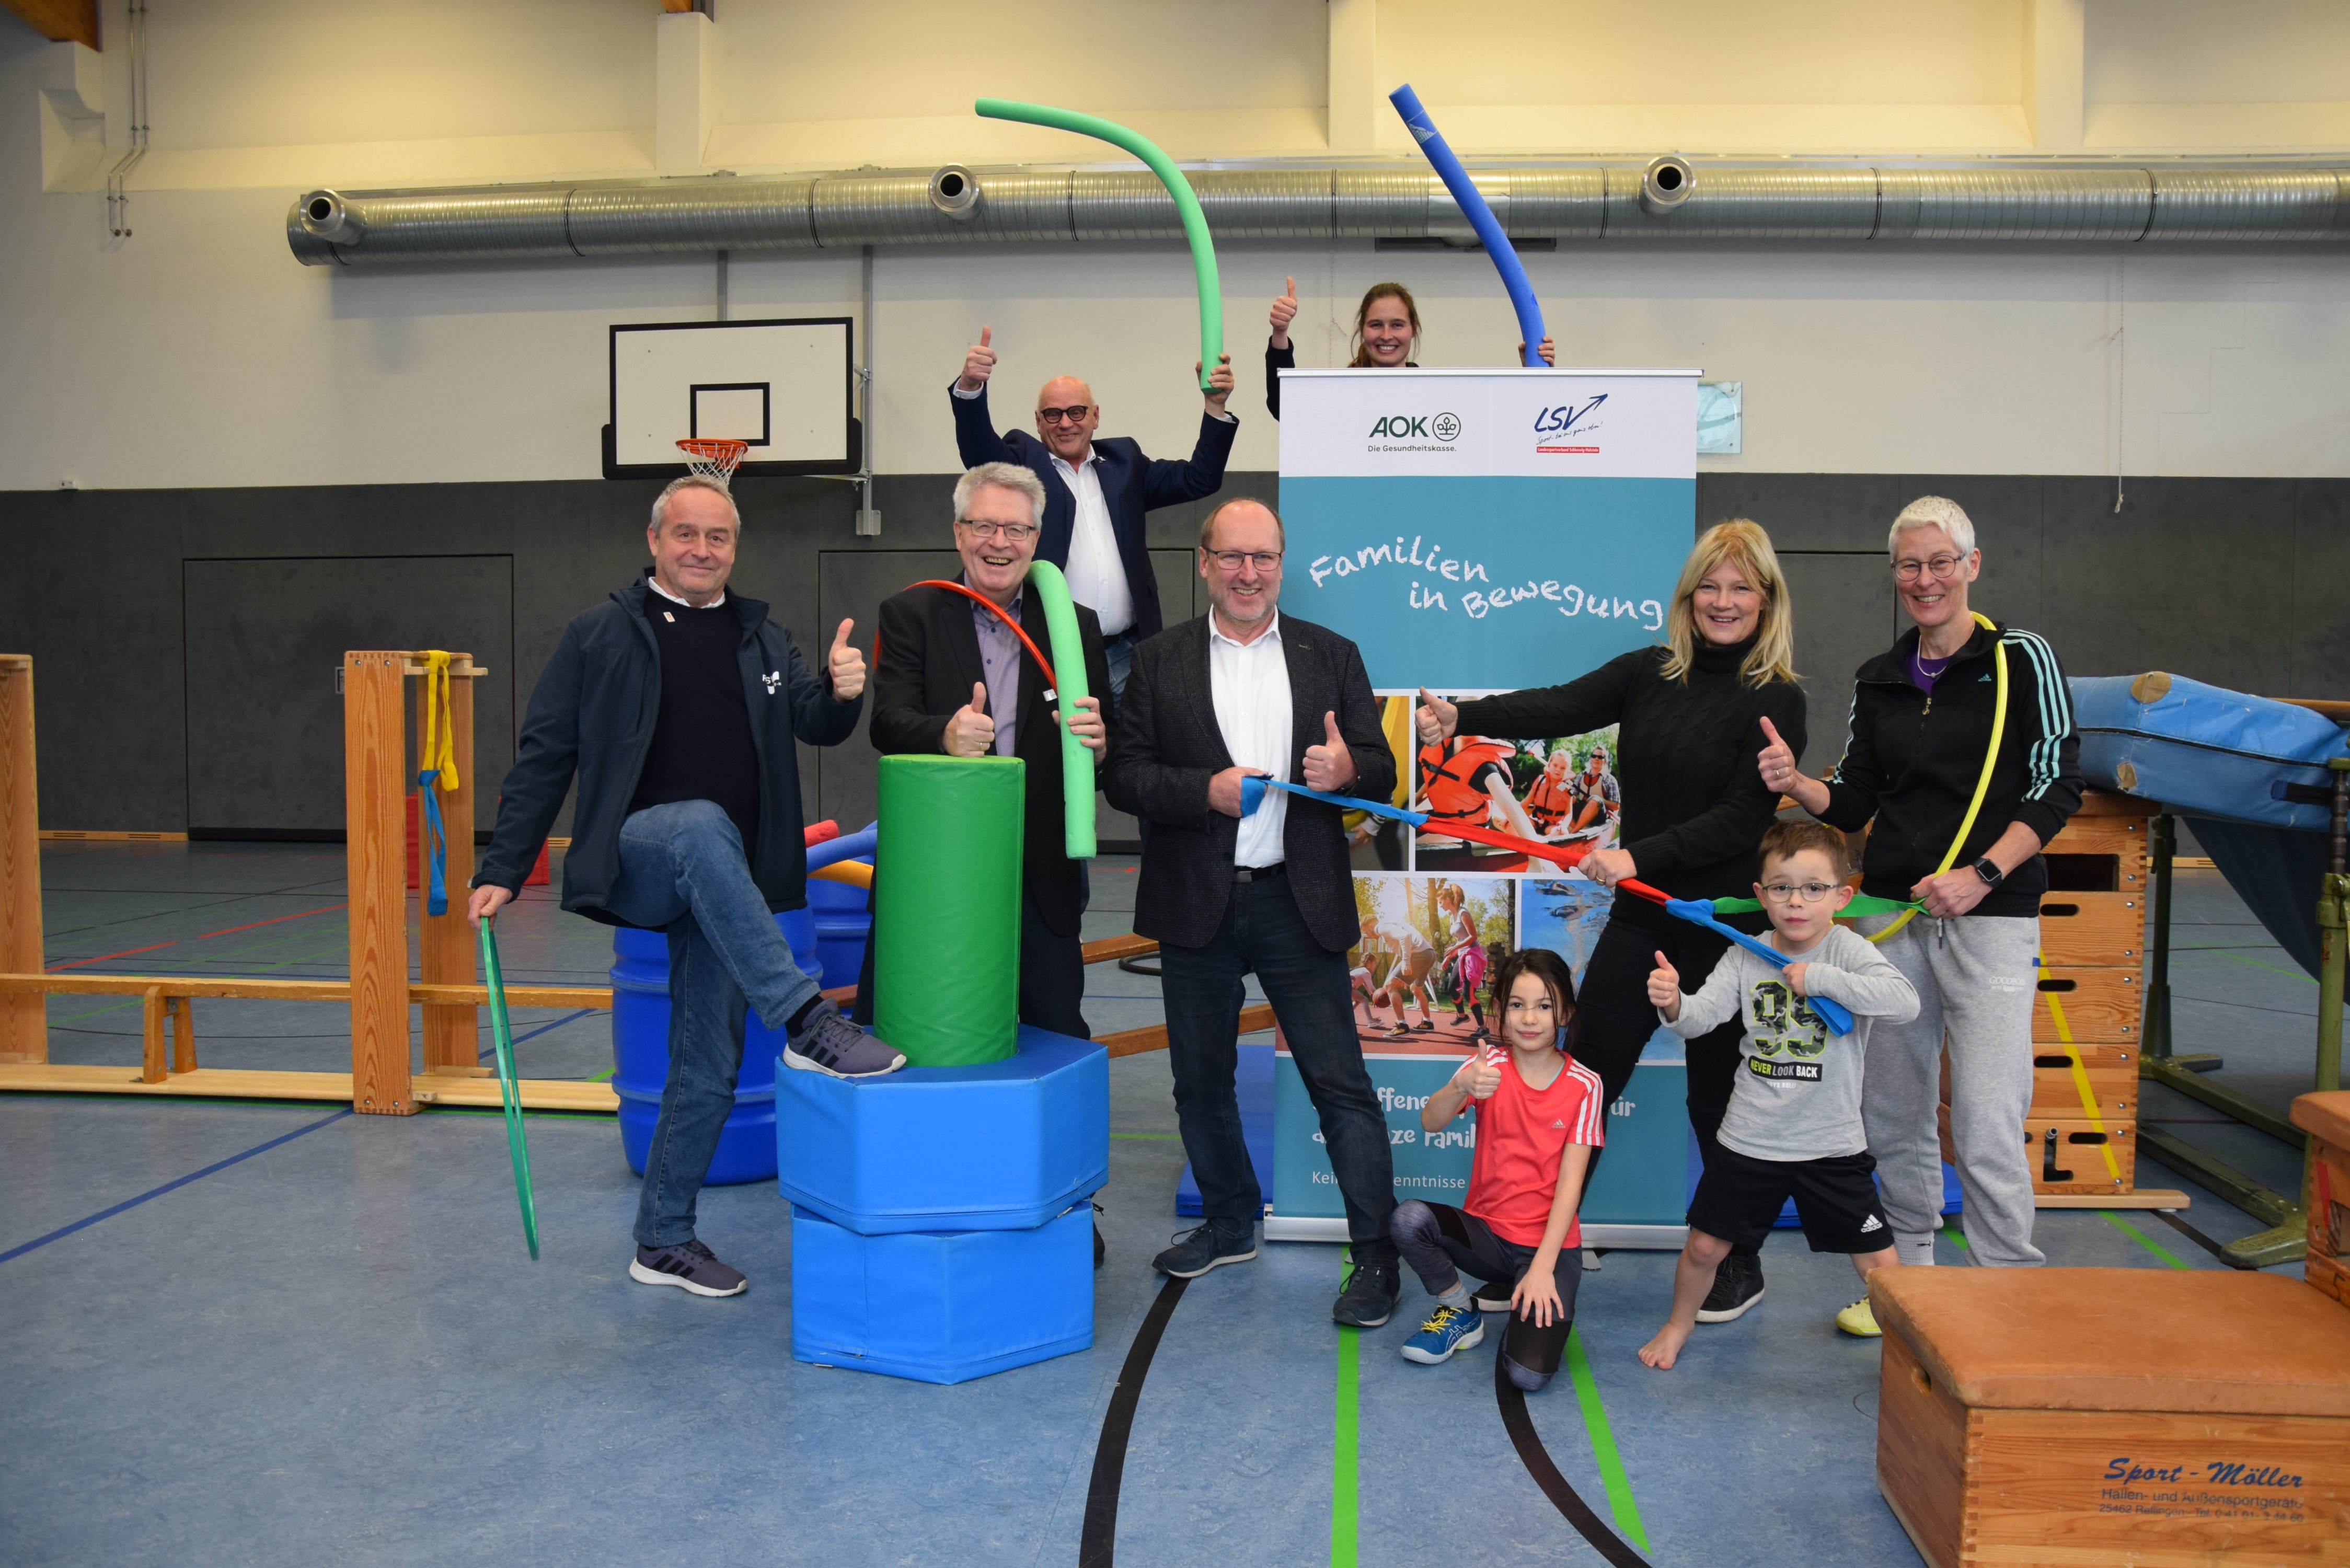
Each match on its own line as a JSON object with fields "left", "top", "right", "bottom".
{"left": 1104, "top": 498, "right": 1403, "bottom": 1327}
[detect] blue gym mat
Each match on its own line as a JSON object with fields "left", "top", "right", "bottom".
{"left": 1175, "top": 1042, "right": 1275, "bottom": 1216}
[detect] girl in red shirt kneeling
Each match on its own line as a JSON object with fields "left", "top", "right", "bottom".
{"left": 1389, "top": 949, "right": 1605, "bottom": 1390}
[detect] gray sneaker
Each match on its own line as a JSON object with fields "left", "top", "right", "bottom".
{"left": 782, "top": 999, "right": 907, "bottom": 1078}
{"left": 630, "top": 1239, "right": 747, "bottom": 1298}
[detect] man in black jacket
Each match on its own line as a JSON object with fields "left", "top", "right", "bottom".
{"left": 1104, "top": 498, "right": 1404, "bottom": 1327}
{"left": 471, "top": 475, "right": 902, "bottom": 1301}
{"left": 860, "top": 463, "right": 1110, "bottom": 1039}
{"left": 950, "top": 325, "right": 1237, "bottom": 696}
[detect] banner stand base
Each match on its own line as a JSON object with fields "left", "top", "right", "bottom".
{"left": 1263, "top": 1213, "right": 1689, "bottom": 1251}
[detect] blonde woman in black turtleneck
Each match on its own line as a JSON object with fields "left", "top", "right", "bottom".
{"left": 1416, "top": 520, "right": 1806, "bottom": 1324}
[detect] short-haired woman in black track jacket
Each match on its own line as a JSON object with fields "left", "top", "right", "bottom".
{"left": 1417, "top": 518, "right": 1804, "bottom": 1323}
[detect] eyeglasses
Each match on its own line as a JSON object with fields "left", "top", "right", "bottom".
{"left": 959, "top": 521, "right": 1038, "bottom": 543}
{"left": 1892, "top": 554, "right": 1965, "bottom": 583}
{"left": 1204, "top": 549, "right": 1283, "bottom": 572}
{"left": 1036, "top": 406, "right": 1092, "bottom": 425}
{"left": 1759, "top": 881, "right": 1840, "bottom": 904}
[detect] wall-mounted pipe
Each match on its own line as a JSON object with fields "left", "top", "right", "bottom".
{"left": 286, "top": 159, "right": 2350, "bottom": 266}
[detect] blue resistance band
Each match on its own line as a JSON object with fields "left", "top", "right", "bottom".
{"left": 415, "top": 768, "right": 449, "bottom": 917}
{"left": 1389, "top": 84, "right": 1548, "bottom": 368}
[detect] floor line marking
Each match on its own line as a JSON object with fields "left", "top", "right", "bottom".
{"left": 1565, "top": 1325, "right": 1651, "bottom": 1551}
{"left": 480, "top": 1007, "right": 599, "bottom": 1060}
{"left": 0, "top": 1109, "right": 352, "bottom": 1265}
{"left": 2099, "top": 1209, "right": 2191, "bottom": 1270}
{"left": 1331, "top": 1248, "right": 1359, "bottom": 1568}
{"left": 1940, "top": 1223, "right": 1970, "bottom": 1251}
{"left": 1076, "top": 1273, "right": 1189, "bottom": 1568}
{"left": 1493, "top": 1331, "right": 1650, "bottom": 1567}
{"left": 44, "top": 941, "right": 178, "bottom": 972}
{"left": 194, "top": 902, "right": 349, "bottom": 940}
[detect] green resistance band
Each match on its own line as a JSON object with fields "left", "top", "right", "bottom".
{"left": 1024, "top": 560, "right": 1098, "bottom": 859}
{"left": 1711, "top": 892, "right": 1920, "bottom": 920}
{"left": 478, "top": 921, "right": 541, "bottom": 1261}
{"left": 974, "top": 98, "right": 1222, "bottom": 391}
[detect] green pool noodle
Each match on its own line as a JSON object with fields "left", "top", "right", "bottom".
{"left": 1024, "top": 560, "right": 1097, "bottom": 860}
{"left": 974, "top": 97, "right": 1222, "bottom": 391}
{"left": 873, "top": 754, "right": 1024, "bottom": 1066}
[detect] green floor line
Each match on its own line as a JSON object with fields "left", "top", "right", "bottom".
{"left": 1564, "top": 1325, "right": 1650, "bottom": 1552}
{"left": 2206, "top": 948, "right": 2316, "bottom": 985}
{"left": 2100, "top": 1209, "right": 2190, "bottom": 1269}
{"left": 1331, "top": 1249, "right": 1360, "bottom": 1568}
{"left": 588, "top": 1068, "right": 615, "bottom": 1082}
{"left": 1940, "top": 1223, "right": 1969, "bottom": 1251}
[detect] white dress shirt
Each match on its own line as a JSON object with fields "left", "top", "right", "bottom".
{"left": 647, "top": 576, "right": 723, "bottom": 609}
{"left": 1050, "top": 450, "right": 1134, "bottom": 637}
{"left": 1209, "top": 610, "right": 1292, "bottom": 868}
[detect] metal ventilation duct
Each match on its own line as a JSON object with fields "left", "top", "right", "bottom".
{"left": 286, "top": 160, "right": 2350, "bottom": 266}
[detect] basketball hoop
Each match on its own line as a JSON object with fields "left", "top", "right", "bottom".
{"left": 676, "top": 438, "right": 750, "bottom": 487}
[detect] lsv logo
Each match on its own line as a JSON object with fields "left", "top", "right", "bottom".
{"left": 1533, "top": 395, "right": 1608, "bottom": 453}
{"left": 1367, "top": 411, "right": 1462, "bottom": 442}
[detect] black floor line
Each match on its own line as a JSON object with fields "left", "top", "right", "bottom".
{"left": 1492, "top": 1345, "right": 1650, "bottom": 1567}
{"left": 2146, "top": 1205, "right": 2253, "bottom": 1267}
{"left": 1078, "top": 1272, "right": 1190, "bottom": 1568}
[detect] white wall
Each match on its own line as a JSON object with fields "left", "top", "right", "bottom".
{"left": 6, "top": 3, "right": 2350, "bottom": 492}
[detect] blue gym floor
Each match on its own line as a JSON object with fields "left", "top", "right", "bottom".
{"left": 0, "top": 843, "right": 2320, "bottom": 1566}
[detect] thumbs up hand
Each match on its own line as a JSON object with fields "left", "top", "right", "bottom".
{"left": 1269, "top": 275, "right": 1299, "bottom": 349}
{"left": 1415, "top": 686, "right": 1458, "bottom": 744}
{"left": 827, "top": 620, "right": 865, "bottom": 699}
{"left": 958, "top": 325, "right": 996, "bottom": 391}
{"left": 1757, "top": 716, "right": 1825, "bottom": 812}
{"left": 943, "top": 681, "right": 996, "bottom": 757}
{"left": 1302, "top": 709, "right": 1357, "bottom": 792}
{"left": 1647, "top": 951, "right": 1683, "bottom": 1022}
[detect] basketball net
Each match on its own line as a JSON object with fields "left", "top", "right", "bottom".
{"left": 676, "top": 438, "right": 750, "bottom": 488}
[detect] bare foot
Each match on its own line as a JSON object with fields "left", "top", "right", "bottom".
{"left": 1638, "top": 1322, "right": 1690, "bottom": 1369}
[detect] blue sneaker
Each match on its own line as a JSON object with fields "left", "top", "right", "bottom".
{"left": 1399, "top": 1302, "right": 1486, "bottom": 1365}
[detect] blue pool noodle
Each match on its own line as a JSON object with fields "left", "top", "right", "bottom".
{"left": 1388, "top": 83, "right": 1548, "bottom": 368}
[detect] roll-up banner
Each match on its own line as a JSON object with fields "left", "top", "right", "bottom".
{"left": 1265, "top": 367, "right": 1701, "bottom": 1247}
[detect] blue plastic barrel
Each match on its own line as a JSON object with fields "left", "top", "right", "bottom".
{"left": 804, "top": 874, "right": 872, "bottom": 991}
{"left": 608, "top": 908, "right": 817, "bottom": 1186}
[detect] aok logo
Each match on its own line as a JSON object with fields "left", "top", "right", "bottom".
{"left": 1368, "top": 412, "right": 1461, "bottom": 441}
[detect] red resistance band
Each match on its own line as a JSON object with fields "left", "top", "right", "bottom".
{"left": 1429, "top": 818, "right": 1675, "bottom": 910}
{"left": 889, "top": 579, "right": 1062, "bottom": 694}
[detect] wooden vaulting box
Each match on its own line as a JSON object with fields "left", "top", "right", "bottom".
{"left": 1874, "top": 1266, "right": 2350, "bottom": 1566}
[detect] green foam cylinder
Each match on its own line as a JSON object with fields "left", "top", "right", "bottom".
{"left": 1024, "top": 560, "right": 1097, "bottom": 860}
{"left": 873, "top": 754, "right": 1024, "bottom": 1066}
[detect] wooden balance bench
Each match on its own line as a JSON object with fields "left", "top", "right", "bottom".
{"left": 1874, "top": 1090, "right": 2350, "bottom": 1566}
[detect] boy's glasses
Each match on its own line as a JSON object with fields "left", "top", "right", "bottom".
{"left": 1760, "top": 880, "right": 1839, "bottom": 904}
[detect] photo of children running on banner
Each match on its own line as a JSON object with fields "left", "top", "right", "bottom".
{"left": 1409, "top": 702, "right": 1622, "bottom": 875}
{"left": 1349, "top": 872, "right": 1517, "bottom": 1050}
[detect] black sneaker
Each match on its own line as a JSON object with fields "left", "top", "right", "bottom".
{"left": 1152, "top": 1223, "right": 1257, "bottom": 1278}
{"left": 629, "top": 1239, "right": 748, "bottom": 1298}
{"left": 782, "top": 999, "right": 907, "bottom": 1078}
{"left": 1471, "top": 1279, "right": 1515, "bottom": 1313}
{"left": 1695, "top": 1251, "right": 1766, "bottom": 1323}
{"left": 1333, "top": 1258, "right": 1401, "bottom": 1328}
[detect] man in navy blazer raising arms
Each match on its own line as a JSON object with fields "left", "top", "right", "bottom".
{"left": 950, "top": 325, "right": 1238, "bottom": 697}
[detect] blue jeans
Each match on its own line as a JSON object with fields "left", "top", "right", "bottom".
{"left": 606, "top": 801, "right": 824, "bottom": 1248}
{"left": 1160, "top": 872, "right": 1397, "bottom": 1261}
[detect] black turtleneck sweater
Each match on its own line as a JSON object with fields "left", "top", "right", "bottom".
{"left": 629, "top": 593, "right": 762, "bottom": 856}
{"left": 1452, "top": 638, "right": 1807, "bottom": 924}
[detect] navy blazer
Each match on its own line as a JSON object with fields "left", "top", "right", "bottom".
{"left": 949, "top": 382, "right": 1238, "bottom": 640}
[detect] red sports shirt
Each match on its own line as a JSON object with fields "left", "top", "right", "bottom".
{"left": 1464, "top": 1051, "right": 1606, "bottom": 1249}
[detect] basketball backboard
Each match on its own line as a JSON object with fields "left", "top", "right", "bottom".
{"left": 603, "top": 317, "right": 860, "bottom": 479}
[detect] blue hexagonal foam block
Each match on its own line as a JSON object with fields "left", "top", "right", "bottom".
{"left": 776, "top": 1025, "right": 1107, "bottom": 1233}
{"left": 789, "top": 1204, "right": 1094, "bottom": 1383}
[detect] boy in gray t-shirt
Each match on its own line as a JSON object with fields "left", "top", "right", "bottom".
{"left": 1636, "top": 822, "right": 1920, "bottom": 1370}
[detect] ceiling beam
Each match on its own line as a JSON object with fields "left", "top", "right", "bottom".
{"left": 2, "top": 0, "right": 98, "bottom": 51}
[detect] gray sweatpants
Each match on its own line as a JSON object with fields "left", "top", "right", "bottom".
{"left": 1859, "top": 913, "right": 2045, "bottom": 1267}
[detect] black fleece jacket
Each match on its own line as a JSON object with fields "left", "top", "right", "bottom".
{"left": 1452, "top": 638, "right": 1806, "bottom": 926}
{"left": 1817, "top": 618, "right": 2081, "bottom": 917}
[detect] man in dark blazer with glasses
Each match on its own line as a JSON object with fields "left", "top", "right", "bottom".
{"left": 1104, "top": 497, "right": 1404, "bottom": 1329}
{"left": 948, "top": 325, "right": 1238, "bottom": 697}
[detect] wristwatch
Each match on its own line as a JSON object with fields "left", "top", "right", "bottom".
{"left": 1971, "top": 857, "right": 2005, "bottom": 888}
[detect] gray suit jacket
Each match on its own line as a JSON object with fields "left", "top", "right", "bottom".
{"left": 1103, "top": 612, "right": 1393, "bottom": 952}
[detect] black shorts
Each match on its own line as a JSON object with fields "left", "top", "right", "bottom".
{"left": 1685, "top": 1144, "right": 1893, "bottom": 1254}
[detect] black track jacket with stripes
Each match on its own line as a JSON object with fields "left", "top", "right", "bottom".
{"left": 1816, "top": 618, "right": 2081, "bottom": 917}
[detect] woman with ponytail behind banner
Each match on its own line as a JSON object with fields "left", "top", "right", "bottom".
{"left": 1262, "top": 280, "right": 1554, "bottom": 420}
{"left": 1419, "top": 520, "right": 1805, "bottom": 1325}
{"left": 1759, "top": 497, "right": 2082, "bottom": 1331}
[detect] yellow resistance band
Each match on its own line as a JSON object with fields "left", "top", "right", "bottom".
{"left": 1870, "top": 612, "right": 2007, "bottom": 946}
{"left": 418, "top": 650, "right": 459, "bottom": 791}
{"left": 2038, "top": 964, "right": 2126, "bottom": 1183}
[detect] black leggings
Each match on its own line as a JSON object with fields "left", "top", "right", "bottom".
{"left": 1390, "top": 1201, "right": 1581, "bottom": 1390}
{"left": 1573, "top": 912, "right": 1753, "bottom": 1259}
